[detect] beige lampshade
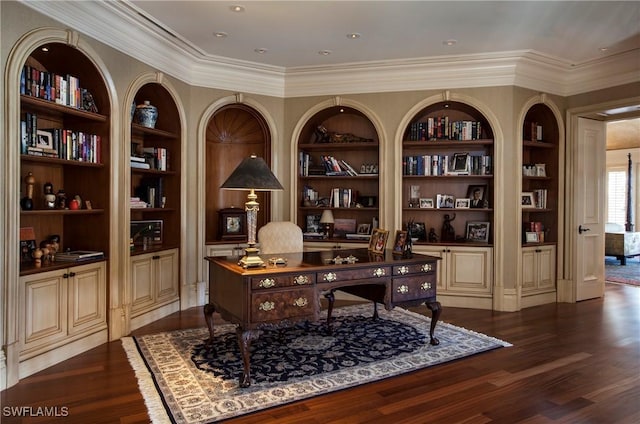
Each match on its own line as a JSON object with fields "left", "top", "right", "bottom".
{"left": 319, "top": 209, "right": 334, "bottom": 224}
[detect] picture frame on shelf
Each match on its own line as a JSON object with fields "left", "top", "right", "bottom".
{"left": 525, "top": 231, "right": 540, "bottom": 243}
{"left": 36, "top": 130, "right": 55, "bottom": 152}
{"left": 419, "top": 198, "right": 434, "bottom": 208}
{"left": 368, "top": 228, "right": 389, "bottom": 254}
{"left": 448, "top": 152, "right": 470, "bottom": 175}
{"left": 306, "top": 214, "right": 321, "bottom": 233}
{"left": 466, "top": 221, "right": 490, "bottom": 243}
{"left": 436, "top": 194, "right": 455, "bottom": 209}
{"left": 467, "top": 184, "right": 488, "bottom": 208}
{"left": 408, "top": 221, "right": 426, "bottom": 241}
{"left": 333, "top": 218, "right": 357, "bottom": 237}
{"left": 392, "top": 230, "right": 408, "bottom": 254}
{"left": 455, "top": 198, "right": 471, "bottom": 209}
{"left": 357, "top": 223, "right": 371, "bottom": 234}
{"left": 535, "top": 163, "right": 547, "bottom": 177}
{"left": 218, "top": 208, "right": 247, "bottom": 240}
{"left": 521, "top": 192, "right": 536, "bottom": 208}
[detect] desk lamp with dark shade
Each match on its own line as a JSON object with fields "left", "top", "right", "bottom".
{"left": 220, "top": 154, "right": 284, "bottom": 268}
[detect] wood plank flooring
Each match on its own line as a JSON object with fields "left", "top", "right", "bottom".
{"left": 2, "top": 282, "right": 639, "bottom": 423}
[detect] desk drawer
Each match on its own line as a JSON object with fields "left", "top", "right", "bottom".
{"left": 317, "top": 266, "right": 391, "bottom": 283}
{"left": 392, "top": 274, "right": 436, "bottom": 303}
{"left": 250, "top": 274, "right": 315, "bottom": 290}
{"left": 251, "top": 288, "right": 316, "bottom": 322}
{"left": 393, "top": 262, "right": 435, "bottom": 276}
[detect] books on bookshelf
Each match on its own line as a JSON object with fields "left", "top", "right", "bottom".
{"left": 20, "top": 65, "right": 97, "bottom": 111}
{"left": 299, "top": 152, "right": 358, "bottom": 176}
{"left": 330, "top": 188, "right": 354, "bottom": 208}
{"left": 407, "top": 118, "right": 483, "bottom": 141}
{"left": 142, "top": 147, "right": 168, "bottom": 171}
{"left": 55, "top": 250, "right": 104, "bottom": 262}
{"left": 130, "top": 197, "right": 148, "bottom": 208}
{"left": 524, "top": 121, "right": 543, "bottom": 141}
{"left": 403, "top": 153, "right": 491, "bottom": 176}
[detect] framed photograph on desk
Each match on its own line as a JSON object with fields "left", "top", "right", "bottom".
{"left": 368, "top": 228, "right": 389, "bottom": 254}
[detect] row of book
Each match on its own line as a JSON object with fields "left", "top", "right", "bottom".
{"left": 403, "top": 154, "right": 492, "bottom": 176}
{"left": 134, "top": 177, "right": 165, "bottom": 208}
{"left": 329, "top": 188, "right": 354, "bottom": 208}
{"left": 21, "top": 113, "right": 101, "bottom": 163}
{"left": 21, "top": 65, "right": 87, "bottom": 110}
{"left": 130, "top": 147, "right": 169, "bottom": 171}
{"left": 524, "top": 121, "right": 544, "bottom": 142}
{"left": 321, "top": 155, "right": 359, "bottom": 176}
{"left": 532, "top": 189, "right": 548, "bottom": 208}
{"left": 407, "top": 118, "right": 484, "bottom": 141}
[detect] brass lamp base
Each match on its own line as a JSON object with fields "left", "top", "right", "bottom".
{"left": 238, "top": 246, "right": 265, "bottom": 268}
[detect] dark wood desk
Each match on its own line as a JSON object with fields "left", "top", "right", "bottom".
{"left": 204, "top": 248, "right": 441, "bottom": 387}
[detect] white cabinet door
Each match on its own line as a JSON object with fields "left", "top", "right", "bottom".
{"left": 131, "top": 248, "right": 179, "bottom": 316}
{"left": 68, "top": 261, "right": 107, "bottom": 335}
{"left": 131, "top": 253, "right": 155, "bottom": 315}
{"left": 522, "top": 245, "right": 556, "bottom": 294}
{"left": 156, "top": 249, "right": 179, "bottom": 303}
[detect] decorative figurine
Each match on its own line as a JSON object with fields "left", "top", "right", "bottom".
{"left": 441, "top": 213, "right": 456, "bottom": 242}
{"left": 428, "top": 227, "right": 439, "bottom": 243}
{"left": 44, "top": 182, "right": 56, "bottom": 209}
{"left": 56, "top": 189, "right": 67, "bottom": 209}
{"left": 21, "top": 172, "right": 35, "bottom": 210}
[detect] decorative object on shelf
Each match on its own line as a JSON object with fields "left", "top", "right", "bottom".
{"left": 535, "top": 163, "right": 546, "bottom": 177}
{"left": 467, "top": 185, "right": 488, "bottom": 209}
{"left": 20, "top": 227, "right": 37, "bottom": 263}
{"left": 69, "top": 197, "right": 80, "bottom": 210}
{"left": 409, "top": 185, "right": 420, "bottom": 208}
{"left": 525, "top": 231, "right": 540, "bottom": 243}
{"left": 81, "top": 90, "right": 99, "bottom": 113}
{"left": 43, "top": 182, "right": 56, "bottom": 209}
{"left": 441, "top": 213, "right": 456, "bottom": 242}
{"left": 130, "top": 100, "right": 136, "bottom": 121}
{"left": 448, "top": 152, "right": 471, "bottom": 175}
{"left": 436, "top": 194, "right": 455, "bottom": 209}
{"left": 56, "top": 189, "right": 67, "bottom": 209}
{"left": 74, "top": 195, "right": 82, "bottom": 209}
{"left": 521, "top": 192, "right": 536, "bottom": 208}
{"left": 218, "top": 208, "right": 247, "bottom": 241}
{"left": 319, "top": 209, "right": 335, "bottom": 239}
{"left": 312, "top": 124, "right": 373, "bottom": 144}
{"left": 428, "top": 227, "right": 439, "bottom": 243}
{"left": 455, "top": 198, "right": 471, "bottom": 209}
{"left": 131, "top": 220, "right": 163, "bottom": 247}
{"left": 404, "top": 224, "right": 413, "bottom": 256}
{"left": 368, "top": 228, "right": 389, "bottom": 254}
{"left": 419, "top": 198, "right": 434, "bottom": 209}
{"left": 221, "top": 155, "right": 284, "bottom": 268}
{"left": 357, "top": 223, "right": 371, "bottom": 234}
{"left": 133, "top": 100, "right": 158, "bottom": 128}
{"left": 21, "top": 172, "right": 35, "bottom": 210}
{"left": 392, "top": 230, "right": 408, "bottom": 255}
{"left": 466, "top": 221, "right": 490, "bottom": 243}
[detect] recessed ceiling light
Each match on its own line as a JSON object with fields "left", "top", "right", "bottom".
{"left": 346, "top": 33, "right": 361, "bottom": 39}
{"left": 319, "top": 50, "right": 332, "bottom": 56}
{"left": 230, "top": 5, "right": 245, "bottom": 12}
{"left": 213, "top": 32, "right": 228, "bottom": 38}
{"left": 41, "top": 46, "right": 49, "bottom": 52}
{"left": 599, "top": 47, "right": 609, "bottom": 52}
{"left": 443, "top": 39, "right": 457, "bottom": 46}
{"left": 254, "top": 48, "right": 268, "bottom": 54}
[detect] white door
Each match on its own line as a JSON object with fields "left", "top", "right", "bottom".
{"left": 574, "top": 118, "right": 606, "bottom": 301}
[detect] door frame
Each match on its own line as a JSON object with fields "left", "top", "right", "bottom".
{"left": 561, "top": 96, "right": 640, "bottom": 303}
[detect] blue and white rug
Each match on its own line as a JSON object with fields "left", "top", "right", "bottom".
{"left": 122, "top": 304, "right": 511, "bottom": 424}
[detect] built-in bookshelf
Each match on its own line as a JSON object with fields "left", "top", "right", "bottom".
{"left": 19, "top": 43, "right": 111, "bottom": 275}
{"left": 521, "top": 103, "right": 559, "bottom": 246}
{"left": 297, "top": 106, "right": 379, "bottom": 240}
{"left": 401, "top": 101, "right": 494, "bottom": 245}
{"left": 129, "top": 83, "right": 181, "bottom": 255}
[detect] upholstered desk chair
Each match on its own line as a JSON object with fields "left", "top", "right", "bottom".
{"left": 257, "top": 221, "right": 304, "bottom": 254}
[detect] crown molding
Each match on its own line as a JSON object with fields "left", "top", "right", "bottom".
{"left": 20, "top": 0, "right": 640, "bottom": 99}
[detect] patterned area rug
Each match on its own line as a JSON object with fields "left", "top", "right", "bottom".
{"left": 122, "top": 304, "right": 511, "bottom": 424}
{"left": 605, "top": 256, "right": 640, "bottom": 286}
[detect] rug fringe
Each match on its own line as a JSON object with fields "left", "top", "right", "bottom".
{"left": 121, "top": 337, "right": 172, "bottom": 424}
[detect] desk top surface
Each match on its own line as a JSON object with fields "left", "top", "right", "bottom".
{"left": 206, "top": 248, "right": 438, "bottom": 275}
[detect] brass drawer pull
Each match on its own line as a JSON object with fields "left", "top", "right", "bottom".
{"left": 259, "top": 278, "right": 276, "bottom": 288}
{"left": 323, "top": 272, "right": 337, "bottom": 282}
{"left": 421, "top": 282, "right": 432, "bottom": 290}
{"left": 259, "top": 301, "right": 275, "bottom": 311}
{"left": 398, "top": 266, "right": 409, "bottom": 275}
{"left": 294, "top": 275, "right": 310, "bottom": 285}
{"left": 373, "top": 268, "right": 386, "bottom": 277}
{"left": 397, "top": 284, "right": 409, "bottom": 294}
{"left": 293, "top": 297, "right": 308, "bottom": 307}
{"left": 421, "top": 264, "right": 433, "bottom": 272}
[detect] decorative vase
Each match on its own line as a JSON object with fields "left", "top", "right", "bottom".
{"left": 134, "top": 100, "right": 158, "bottom": 128}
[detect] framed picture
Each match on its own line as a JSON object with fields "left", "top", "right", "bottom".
{"left": 357, "top": 223, "right": 371, "bottom": 234}
{"left": 218, "top": 208, "right": 247, "bottom": 240}
{"left": 466, "top": 221, "right": 490, "bottom": 243}
{"left": 333, "top": 218, "right": 357, "bottom": 237}
{"left": 130, "top": 220, "right": 163, "bottom": 246}
{"left": 455, "top": 198, "right": 471, "bottom": 209}
{"left": 368, "top": 228, "right": 389, "bottom": 254}
{"left": 419, "top": 198, "right": 434, "bottom": 208}
{"left": 36, "top": 130, "right": 55, "bottom": 151}
{"left": 408, "top": 221, "right": 426, "bottom": 241}
{"left": 449, "top": 152, "right": 470, "bottom": 175}
{"left": 535, "top": 163, "right": 546, "bottom": 177}
{"left": 525, "top": 231, "right": 539, "bottom": 243}
{"left": 521, "top": 192, "right": 536, "bottom": 208}
{"left": 436, "top": 194, "right": 455, "bottom": 209}
{"left": 306, "top": 214, "right": 321, "bottom": 233}
{"left": 392, "top": 230, "right": 408, "bottom": 253}
{"left": 467, "top": 185, "right": 488, "bottom": 208}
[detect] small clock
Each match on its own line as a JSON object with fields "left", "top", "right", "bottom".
{"left": 218, "top": 208, "right": 247, "bottom": 240}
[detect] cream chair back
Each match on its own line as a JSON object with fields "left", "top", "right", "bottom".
{"left": 258, "top": 221, "right": 304, "bottom": 254}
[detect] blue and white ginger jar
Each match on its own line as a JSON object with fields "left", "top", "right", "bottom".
{"left": 134, "top": 100, "right": 158, "bottom": 128}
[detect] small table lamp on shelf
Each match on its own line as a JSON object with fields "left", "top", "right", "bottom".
{"left": 221, "top": 154, "right": 284, "bottom": 268}
{"left": 320, "top": 209, "right": 334, "bottom": 239}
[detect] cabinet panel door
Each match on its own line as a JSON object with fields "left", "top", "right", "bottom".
{"left": 447, "top": 247, "right": 493, "bottom": 294}
{"left": 413, "top": 247, "right": 445, "bottom": 291}
{"left": 536, "top": 246, "right": 556, "bottom": 290}
{"left": 131, "top": 254, "right": 155, "bottom": 314}
{"left": 156, "top": 249, "right": 179, "bottom": 302}
{"left": 68, "top": 262, "right": 107, "bottom": 335}
{"left": 521, "top": 249, "right": 537, "bottom": 292}
{"left": 21, "top": 271, "right": 67, "bottom": 353}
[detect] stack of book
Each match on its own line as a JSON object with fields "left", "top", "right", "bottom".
{"left": 130, "top": 197, "right": 148, "bottom": 208}
{"left": 55, "top": 250, "right": 104, "bottom": 262}
{"left": 130, "top": 156, "right": 150, "bottom": 169}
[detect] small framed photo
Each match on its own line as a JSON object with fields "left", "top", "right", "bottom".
{"left": 437, "top": 194, "right": 455, "bottom": 209}
{"left": 449, "top": 152, "right": 470, "bottom": 175}
{"left": 466, "top": 221, "right": 490, "bottom": 243}
{"left": 357, "top": 223, "right": 371, "bottom": 234}
{"left": 218, "top": 208, "right": 247, "bottom": 240}
{"left": 36, "top": 130, "right": 55, "bottom": 151}
{"left": 368, "top": 228, "right": 389, "bottom": 254}
{"left": 535, "top": 163, "right": 546, "bottom": 177}
{"left": 455, "top": 198, "right": 470, "bottom": 209}
{"left": 467, "top": 184, "right": 488, "bottom": 208}
{"left": 392, "top": 230, "right": 408, "bottom": 254}
{"left": 525, "top": 231, "right": 540, "bottom": 243}
{"left": 521, "top": 192, "right": 536, "bottom": 208}
{"left": 419, "top": 198, "right": 434, "bottom": 208}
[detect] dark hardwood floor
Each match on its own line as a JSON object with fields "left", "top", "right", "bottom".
{"left": 2, "top": 283, "right": 639, "bottom": 423}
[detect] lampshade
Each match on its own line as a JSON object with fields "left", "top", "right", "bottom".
{"left": 319, "top": 209, "right": 335, "bottom": 224}
{"left": 220, "top": 155, "right": 284, "bottom": 191}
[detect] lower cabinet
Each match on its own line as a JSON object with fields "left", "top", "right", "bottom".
{"left": 19, "top": 261, "right": 107, "bottom": 377}
{"left": 522, "top": 244, "right": 556, "bottom": 294}
{"left": 130, "top": 248, "right": 179, "bottom": 328}
{"left": 303, "top": 240, "right": 369, "bottom": 251}
{"left": 413, "top": 245, "right": 493, "bottom": 308}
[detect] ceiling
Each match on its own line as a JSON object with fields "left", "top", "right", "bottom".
{"left": 128, "top": 0, "right": 640, "bottom": 69}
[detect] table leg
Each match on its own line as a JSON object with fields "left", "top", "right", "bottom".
{"left": 203, "top": 303, "right": 216, "bottom": 345}
{"left": 426, "top": 301, "right": 442, "bottom": 345}
{"left": 236, "top": 327, "right": 260, "bottom": 388}
{"left": 324, "top": 289, "right": 336, "bottom": 333}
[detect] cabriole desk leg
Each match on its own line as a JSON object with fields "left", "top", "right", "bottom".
{"left": 237, "top": 327, "right": 261, "bottom": 388}
{"left": 203, "top": 303, "right": 216, "bottom": 345}
{"left": 426, "top": 301, "right": 442, "bottom": 345}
